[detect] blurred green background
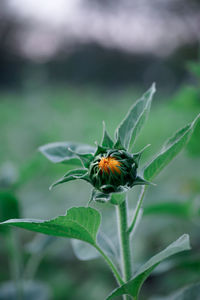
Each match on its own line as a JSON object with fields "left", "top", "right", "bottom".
{"left": 0, "top": 0, "right": 200, "bottom": 299}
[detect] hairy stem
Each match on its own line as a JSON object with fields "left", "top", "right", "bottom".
{"left": 116, "top": 197, "right": 131, "bottom": 299}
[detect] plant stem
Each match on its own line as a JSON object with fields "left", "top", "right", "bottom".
{"left": 128, "top": 186, "right": 146, "bottom": 234}
{"left": 95, "top": 245, "right": 124, "bottom": 286}
{"left": 116, "top": 197, "right": 131, "bottom": 300}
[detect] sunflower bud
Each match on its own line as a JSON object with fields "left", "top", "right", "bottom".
{"left": 89, "top": 149, "right": 137, "bottom": 193}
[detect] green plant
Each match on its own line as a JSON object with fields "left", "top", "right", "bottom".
{"left": 1, "top": 84, "right": 199, "bottom": 300}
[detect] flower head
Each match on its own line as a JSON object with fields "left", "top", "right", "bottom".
{"left": 98, "top": 156, "right": 121, "bottom": 174}
{"left": 89, "top": 149, "right": 138, "bottom": 194}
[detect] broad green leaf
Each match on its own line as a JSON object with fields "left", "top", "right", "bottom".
{"left": 39, "top": 142, "right": 95, "bottom": 166}
{"left": 115, "top": 83, "right": 156, "bottom": 150}
{"left": 1, "top": 207, "right": 101, "bottom": 246}
{"left": 106, "top": 234, "right": 190, "bottom": 299}
{"left": 50, "top": 169, "right": 90, "bottom": 190}
{"left": 101, "top": 121, "right": 114, "bottom": 148}
{"left": 144, "top": 114, "right": 200, "bottom": 181}
{"left": 143, "top": 201, "right": 194, "bottom": 219}
{"left": 151, "top": 283, "right": 200, "bottom": 300}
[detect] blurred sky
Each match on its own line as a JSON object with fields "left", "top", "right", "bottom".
{"left": 2, "top": 0, "right": 200, "bottom": 61}
{"left": 0, "top": 0, "right": 199, "bottom": 90}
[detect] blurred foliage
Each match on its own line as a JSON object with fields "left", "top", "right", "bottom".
{"left": 0, "top": 59, "right": 200, "bottom": 299}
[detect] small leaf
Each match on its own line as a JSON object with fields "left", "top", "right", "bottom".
{"left": 150, "top": 283, "right": 200, "bottom": 300}
{"left": 39, "top": 142, "right": 95, "bottom": 165}
{"left": 115, "top": 83, "right": 156, "bottom": 150}
{"left": 144, "top": 114, "right": 200, "bottom": 181}
{"left": 1, "top": 207, "right": 101, "bottom": 246}
{"left": 101, "top": 121, "right": 114, "bottom": 148}
{"left": 50, "top": 169, "right": 90, "bottom": 190}
{"left": 106, "top": 234, "right": 190, "bottom": 299}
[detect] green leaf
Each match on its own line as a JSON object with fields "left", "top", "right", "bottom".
{"left": 106, "top": 234, "right": 190, "bottom": 299}
{"left": 101, "top": 121, "right": 114, "bottom": 148}
{"left": 0, "top": 191, "right": 20, "bottom": 234}
{"left": 39, "top": 142, "right": 95, "bottom": 166}
{"left": 151, "top": 283, "right": 200, "bottom": 300}
{"left": 144, "top": 114, "right": 200, "bottom": 181}
{"left": 115, "top": 83, "right": 156, "bottom": 150}
{"left": 1, "top": 207, "right": 101, "bottom": 246}
{"left": 50, "top": 169, "right": 90, "bottom": 190}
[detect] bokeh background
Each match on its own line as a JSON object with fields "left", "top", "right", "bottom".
{"left": 0, "top": 0, "right": 200, "bottom": 299}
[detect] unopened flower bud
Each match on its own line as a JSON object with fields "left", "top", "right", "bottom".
{"left": 89, "top": 149, "right": 137, "bottom": 193}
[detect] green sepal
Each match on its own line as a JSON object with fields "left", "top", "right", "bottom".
{"left": 50, "top": 169, "right": 90, "bottom": 190}
{"left": 101, "top": 121, "right": 114, "bottom": 148}
{"left": 68, "top": 148, "right": 94, "bottom": 168}
{"left": 132, "top": 176, "right": 153, "bottom": 187}
{"left": 113, "top": 137, "right": 126, "bottom": 151}
{"left": 94, "top": 144, "right": 107, "bottom": 156}
{"left": 133, "top": 144, "right": 151, "bottom": 166}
